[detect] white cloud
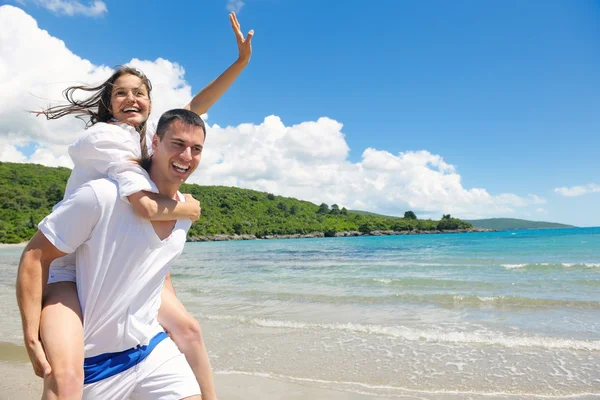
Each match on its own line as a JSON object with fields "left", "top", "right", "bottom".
{"left": 226, "top": 0, "right": 244, "bottom": 14}
{"left": 0, "top": 5, "right": 193, "bottom": 161}
{"left": 554, "top": 184, "right": 600, "bottom": 197}
{"left": 528, "top": 194, "right": 546, "bottom": 204}
{"left": 190, "top": 117, "right": 545, "bottom": 219}
{"left": 0, "top": 145, "right": 27, "bottom": 163}
{"left": 18, "top": 1, "right": 107, "bottom": 17}
{"left": 0, "top": 5, "right": 546, "bottom": 220}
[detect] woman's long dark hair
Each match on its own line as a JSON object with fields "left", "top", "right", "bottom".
{"left": 37, "top": 66, "right": 153, "bottom": 156}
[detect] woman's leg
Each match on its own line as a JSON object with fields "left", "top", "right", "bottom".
{"left": 40, "top": 282, "right": 84, "bottom": 400}
{"left": 158, "top": 281, "right": 216, "bottom": 400}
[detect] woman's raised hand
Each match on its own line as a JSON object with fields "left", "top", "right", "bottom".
{"left": 230, "top": 12, "right": 253, "bottom": 64}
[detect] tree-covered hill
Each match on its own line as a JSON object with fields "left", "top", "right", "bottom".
{"left": 465, "top": 218, "right": 575, "bottom": 231}
{"left": 0, "top": 162, "right": 71, "bottom": 243}
{"left": 0, "top": 162, "right": 474, "bottom": 243}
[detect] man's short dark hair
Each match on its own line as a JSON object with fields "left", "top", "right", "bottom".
{"left": 156, "top": 108, "right": 206, "bottom": 140}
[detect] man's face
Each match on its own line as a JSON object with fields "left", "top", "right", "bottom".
{"left": 151, "top": 120, "right": 205, "bottom": 186}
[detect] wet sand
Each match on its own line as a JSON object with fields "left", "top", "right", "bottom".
{"left": 0, "top": 342, "right": 391, "bottom": 400}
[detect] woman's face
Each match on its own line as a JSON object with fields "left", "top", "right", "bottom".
{"left": 110, "top": 74, "right": 151, "bottom": 127}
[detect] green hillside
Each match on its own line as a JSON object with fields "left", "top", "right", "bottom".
{"left": 465, "top": 218, "right": 575, "bottom": 231}
{"left": 0, "top": 161, "right": 473, "bottom": 243}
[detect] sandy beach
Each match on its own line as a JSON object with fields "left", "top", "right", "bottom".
{"left": 3, "top": 341, "right": 599, "bottom": 400}
{"left": 0, "top": 343, "right": 394, "bottom": 400}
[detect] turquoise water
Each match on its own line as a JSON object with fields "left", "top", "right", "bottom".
{"left": 1, "top": 228, "right": 599, "bottom": 398}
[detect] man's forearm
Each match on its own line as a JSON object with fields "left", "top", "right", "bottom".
{"left": 16, "top": 247, "right": 48, "bottom": 344}
{"left": 16, "top": 232, "right": 65, "bottom": 344}
{"left": 184, "top": 58, "right": 249, "bottom": 116}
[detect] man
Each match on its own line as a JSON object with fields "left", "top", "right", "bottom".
{"left": 16, "top": 109, "right": 206, "bottom": 399}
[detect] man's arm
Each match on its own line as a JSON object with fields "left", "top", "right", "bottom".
{"left": 16, "top": 231, "right": 66, "bottom": 377}
{"left": 17, "top": 183, "right": 101, "bottom": 377}
{"left": 184, "top": 12, "right": 253, "bottom": 116}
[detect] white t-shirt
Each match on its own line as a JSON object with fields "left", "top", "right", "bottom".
{"left": 49, "top": 120, "right": 159, "bottom": 272}
{"left": 39, "top": 178, "right": 191, "bottom": 357}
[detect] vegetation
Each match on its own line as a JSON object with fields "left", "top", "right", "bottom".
{"left": 0, "top": 162, "right": 474, "bottom": 243}
{"left": 465, "top": 218, "right": 575, "bottom": 231}
{"left": 404, "top": 211, "right": 417, "bottom": 220}
{"left": 0, "top": 162, "right": 71, "bottom": 243}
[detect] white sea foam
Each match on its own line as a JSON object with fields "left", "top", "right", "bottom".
{"left": 501, "top": 262, "right": 600, "bottom": 269}
{"left": 501, "top": 264, "right": 527, "bottom": 269}
{"left": 373, "top": 278, "right": 392, "bottom": 284}
{"left": 206, "top": 314, "right": 600, "bottom": 351}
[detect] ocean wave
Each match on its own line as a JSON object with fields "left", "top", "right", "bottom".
{"left": 205, "top": 315, "right": 600, "bottom": 351}
{"left": 373, "top": 278, "right": 393, "bottom": 284}
{"left": 236, "top": 290, "right": 600, "bottom": 309}
{"left": 501, "top": 263, "right": 530, "bottom": 269}
{"left": 436, "top": 294, "right": 600, "bottom": 309}
{"left": 215, "top": 369, "right": 600, "bottom": 398}
{"left": 369, "top": 277, "right": 495, "bottom": 289}
{"left": 501, "top": 262, "right": 600, "bottom": 270}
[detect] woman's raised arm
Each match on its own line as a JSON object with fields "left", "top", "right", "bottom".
{"left": 184, "top": 12, "right": 254, "bottom": 116}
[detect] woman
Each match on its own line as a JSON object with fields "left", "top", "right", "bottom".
{"left": 28, "top": 12, "right": 253, "bottom": 400}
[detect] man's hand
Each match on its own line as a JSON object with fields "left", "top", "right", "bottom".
{"left": 230, "top": 12, "right": 253, "bottom": 64}
{"left": 25, "top": 337, "right": 51, "bottom": 378}
{"left": 184, "top": 194, "right": 201, "bottom": 222}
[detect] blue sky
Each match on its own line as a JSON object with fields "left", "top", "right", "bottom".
{"left": 1, "top": 0, "right": 599, "bottom": 226}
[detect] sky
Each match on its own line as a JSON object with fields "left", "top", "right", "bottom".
{"left": 0, "top": 0, "right": 599, "bottom": 226}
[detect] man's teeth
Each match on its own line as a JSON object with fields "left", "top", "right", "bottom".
{"left": 172, "top": 163, "right": 189, "bottom": 173}
{"left": 123, "top": 108, "right": 139, "bottom": 112}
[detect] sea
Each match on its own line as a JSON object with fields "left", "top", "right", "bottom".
{"left": 1, "top": 227, "right": 599, "bottom": 399}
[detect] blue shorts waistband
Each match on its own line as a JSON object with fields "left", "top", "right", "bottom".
{"left": 83, "top": 331, "right": 168, "bottom": 384}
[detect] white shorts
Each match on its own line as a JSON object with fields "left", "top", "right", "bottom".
{"left": 83, "top": 338, "right": 200, "bottom": 400}
{"left": 47, "top": 253, "right": 76, "bottom": 284}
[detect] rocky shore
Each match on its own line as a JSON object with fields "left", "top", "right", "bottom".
{"left": 187, "top": 228, "right": 493, "bottom": 242}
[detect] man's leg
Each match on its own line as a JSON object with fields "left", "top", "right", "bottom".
{"left": 40, "top": 282, "right": 84, "bottom": 400}
{"left": 132, "top": 337, "right": 202, "bottom": 400}
{"left": 158, "top": 282, "right": 216, "bottom": 400}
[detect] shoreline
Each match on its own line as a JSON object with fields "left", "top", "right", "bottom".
{"left": 4, "top": 227, "right": 593, "bottom": 246}
{"left": 187, "top": 228, "right": 494, "bottom": 242}
{"left": 0, "top": 242, "right": 28, "bottom": 248}
{"left": 0, "top": 228, "right": 494, "bottom": 246}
